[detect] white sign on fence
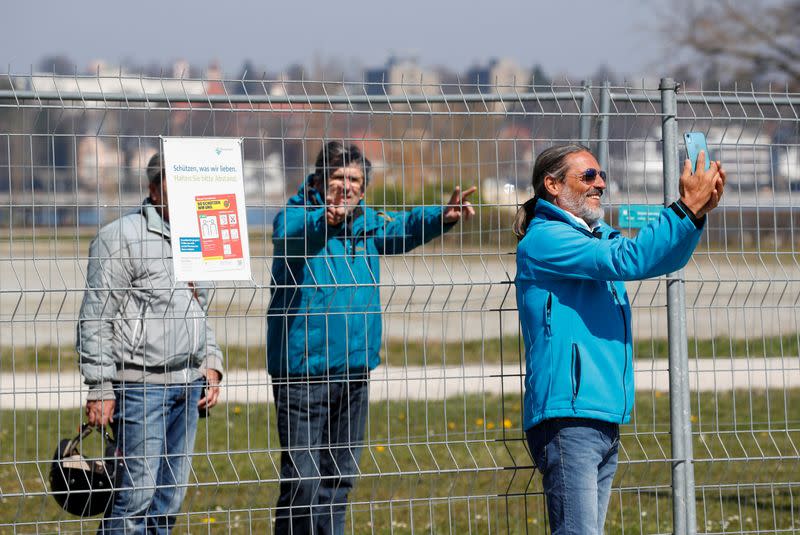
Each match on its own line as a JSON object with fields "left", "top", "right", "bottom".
{"left": 161, "top": 137, "right": 252, "bottom": 281}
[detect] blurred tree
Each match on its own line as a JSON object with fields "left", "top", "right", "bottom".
{"left": 232, "top": 60, "right": 269, "bottom": 95}
{"left": 37, "top": 55, "right": 75, "bottom": 75}
{"left": 661, "top": 0, "right": 800, "bottom": 88}
{"left": 531, "top": 64, "right": 551, "bottom": 87}
{"left": 0, "top": 78, "right": 23, "bottom": 195}
{"left": 590, "top": 64, "right": 618, "bottom": 85}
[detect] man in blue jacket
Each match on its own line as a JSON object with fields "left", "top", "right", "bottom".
{"left": 268, "top": 141, "right": 475, "bottom": 534}
{"left": 513, "top": 144, "right": 725, "bottom": 534}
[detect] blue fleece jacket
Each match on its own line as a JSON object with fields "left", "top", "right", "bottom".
{"left": 268, "top": 181, "right": 453, "bottom": 377}
{"left": 515, "top": 198, "right": 704, "bottom": 430}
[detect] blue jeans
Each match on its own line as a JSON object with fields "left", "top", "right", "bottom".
{"left": 273, "top": 376, "right": 369, "bottom": 535}
{"left": 526, "top": 418, "right": 619, "bottom": 535}
{"left": 99, "top": 380, "right": 203, "bottom": 535}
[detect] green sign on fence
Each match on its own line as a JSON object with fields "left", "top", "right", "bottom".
{"left": 618, "top": 204, "right": 662, "bottom": 228}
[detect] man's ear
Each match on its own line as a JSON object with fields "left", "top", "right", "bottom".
{"left": 543, "top": 175, "right": 562, "bottom": 197}
{"left": 149, "top": 181, "right": 161, "bottom": 203}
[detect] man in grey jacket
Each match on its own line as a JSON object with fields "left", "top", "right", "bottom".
{"left": 77, "top": 152, "right": 224, "bottom": 533}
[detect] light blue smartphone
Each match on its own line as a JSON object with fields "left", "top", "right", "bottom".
{"left": 684, "top": 132, "right": 711, "bottom": 172}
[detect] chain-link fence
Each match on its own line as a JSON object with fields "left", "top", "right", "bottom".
{"left": 0, "top": 74, "right": 798, "bottom": 534}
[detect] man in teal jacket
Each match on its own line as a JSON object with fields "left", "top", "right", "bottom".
{"left": 268, "top": 141, "right": 475, "bottom": 534}
{"left": 514, "top": 144, "right": 725, "bottom": 534}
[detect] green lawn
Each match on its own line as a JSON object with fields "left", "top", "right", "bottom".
{"left": 4, "top": 332, "right": 799, "bottom": 373}
{"left": 1, "top": 389, "right": 798, "bottom": 533}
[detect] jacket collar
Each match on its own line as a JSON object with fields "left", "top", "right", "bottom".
{"left": 531, "top": 197, "right": 617, "bottom": 239}
{"left": 297, "top": 176, "right": 325, "bottom": 206}
{"left": 142, "top": 198, "right": 170, "bottom": 238}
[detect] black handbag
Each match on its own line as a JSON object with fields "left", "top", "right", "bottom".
{"left": 49, "top": 423, "right": 122, "bottom": 517}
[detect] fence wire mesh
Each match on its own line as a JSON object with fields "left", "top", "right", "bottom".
{"left": 0, "top": 74, "right": 798, "bottom": 534}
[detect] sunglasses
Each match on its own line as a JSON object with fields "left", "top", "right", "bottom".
{"left": 573, "top": 168, "right": 607, "bottom": 184}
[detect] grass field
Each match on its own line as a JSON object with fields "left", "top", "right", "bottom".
{"left": 3, "top": 332, "right": 799, "bottom": 373}
{"left": 1, "top": 388, "right": 798, "bottom": 534}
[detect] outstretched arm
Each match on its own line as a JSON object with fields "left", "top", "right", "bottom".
{"left": 377, "top": 185, "right": 476, "bottom": 254}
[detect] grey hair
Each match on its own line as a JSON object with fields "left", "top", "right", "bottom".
{"left": 312, "top": 141, "right": 372, "bottom": 187}
{"left": 513, "top": 143, "right": 592, "bottom": 240}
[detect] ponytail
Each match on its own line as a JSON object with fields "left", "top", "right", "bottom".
{"left": 513, "top": 197, "right": 538, "bottom": 241}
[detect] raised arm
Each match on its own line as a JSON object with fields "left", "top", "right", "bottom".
{"left": 272, "top": 205, "right": 343, "bottom": 257}
{"left": 519, "top": 151, "right": 726, "bottom": 282}
{"left": 519, "top": 203, "right": 704, "bottom": 282}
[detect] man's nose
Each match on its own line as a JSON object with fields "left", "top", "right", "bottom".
{"left": 594, "top": 175, "right": 607, "bottom": 189}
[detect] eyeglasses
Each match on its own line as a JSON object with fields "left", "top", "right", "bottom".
{"left": 573, "top": 168, "right": 607, "bottom": 184}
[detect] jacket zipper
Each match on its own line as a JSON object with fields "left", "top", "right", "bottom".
{"left": 611, "top": 284, "right": 629, "bottom": 423}
{"left": 571, "top": 343, "right": 581, "bottom": 412}
{"left": 545, "top": 293, "right": 552, "bottom": 336}
{"left": 351, "top": 227, "right": 368, "bottom": 260}
{"left": 188, "top": 282, "right": 200, "bottom": 358}
{"left": 130, "top": 301, "right": 147, "bottom": 350}
{"left": 162, "top": 231, "right": 199, "bottom": 362}
{"left": 349, "top": 222, "right": 373, "bottom": 269}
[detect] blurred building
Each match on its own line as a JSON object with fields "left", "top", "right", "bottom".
{"left": 466, "top": 58, "right": 531, "bottom": 94}
{"left": 364, "top": 56, "right": 441, "bottom": 96}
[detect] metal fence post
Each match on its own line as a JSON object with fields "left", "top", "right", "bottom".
{"left": 580, "top": 80, "right": 593, "bottom": 145}
{"left": 660, "top": 77, "right": 697, "bottom": 535}
{"left": 597, "top": 81, "right": 611, "bottom": 172}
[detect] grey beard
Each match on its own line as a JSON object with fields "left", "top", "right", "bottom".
{"left": 580, "top": 205, "right": 604, "bottom": 227}
{"left": 558, "top": 188, "right": 604, "bottom": 227}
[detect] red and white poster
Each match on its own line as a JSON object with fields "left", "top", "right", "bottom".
{"left": 162, "top": 137, "right": 251, "bottom": 281}
{"left": 196, "top": 194, "right": 243, "bottom": 260}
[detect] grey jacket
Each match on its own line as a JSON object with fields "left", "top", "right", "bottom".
{"left": 77, "top": 199, "right": 224, "bottom": 400}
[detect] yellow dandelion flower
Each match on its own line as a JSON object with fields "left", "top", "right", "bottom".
{"left": 448, "top": 421, "right": 456, "bottom": 430}
{"left": 475, "top": 418, "right": 484, "bottom": 426}
{"left": 233, "top": 406, "right": 242, "bottom": 415}
{"left": 201, "top": 517, "right": 217, "bottom": 524}
{"left": 503, "top": 419, "right": 512, "bottom": 429}
{"left": 487, "top": 422, "right": 496, "bottom": 430}
{"left": 376, "top": 445, "right": 386, "bottom": 452}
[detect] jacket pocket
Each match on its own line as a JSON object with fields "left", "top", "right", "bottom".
{"left": 571, "top": 343, "right": 582, "bottom": 410}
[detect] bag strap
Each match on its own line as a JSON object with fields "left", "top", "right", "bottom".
{"left": 64, "top": 423, "right": 115, "bottom": 457}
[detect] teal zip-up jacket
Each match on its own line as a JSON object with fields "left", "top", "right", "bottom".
{"left": 515, "top": 198, "right": 704, "bottom": 430}
{"left": 268, "top": 180, "right": 454, "bottom": 377}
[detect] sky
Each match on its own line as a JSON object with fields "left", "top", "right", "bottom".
{"left": 1, "top": 0, "right": 664, "bottom": 79}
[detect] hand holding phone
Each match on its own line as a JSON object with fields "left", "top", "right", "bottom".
{"left": 680, "top": 131, "right": 726, "bottom": 219}
{"left": 684, "top": 132, "right": 711, "bottom": 172}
